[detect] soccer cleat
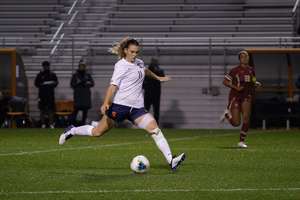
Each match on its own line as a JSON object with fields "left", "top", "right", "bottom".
{"left": 49, "top": 124, "right": 55, "bottom": 129}
{"left": 237, "top": 141, "right": 247, "bottom": 148}
{"left": 169, "top": 153, "right": 186, "bottom": 170}
{"left": 59, "top": 125, "right": 75, "bottom": 145}
{"left": 41, "top": 124, "right": 46, "bottom": 129}
{"left": 220, "top": 109, "right": 229, "bottom": 123}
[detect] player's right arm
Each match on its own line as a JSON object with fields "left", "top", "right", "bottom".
{"left": 223, "top": 78, "right": 244, "bottom": 92}
{"left": 223, "top": 66, "right": 244, "bottom": 92}
{"left": 101, "top": 84, "right": 117, "bottom": 114}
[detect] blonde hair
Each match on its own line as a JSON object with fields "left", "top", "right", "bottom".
{"left": 109, "top": 37, "right": 139, "bottom": 60}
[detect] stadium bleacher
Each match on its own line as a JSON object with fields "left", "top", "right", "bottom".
{"left": 0, "top": 0, "right": 69, "bottom": 5}
{"left": 0, "top": 0, "right": 68, "bottom": 38}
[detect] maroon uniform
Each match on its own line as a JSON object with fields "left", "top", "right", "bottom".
{"left": 225, "top": 64, "right": 255, "bottom": 110}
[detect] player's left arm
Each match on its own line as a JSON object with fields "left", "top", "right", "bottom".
{"left": 145, "top": 68, "right": 171, "bottom": 82}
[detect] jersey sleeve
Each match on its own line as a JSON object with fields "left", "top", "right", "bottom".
{"left": 137, "top": 59, "right": 145, "bottom": 70}
{"left": 225, "top": 67, "right": 237, "bottom": 81}
{"left": 110, "top": 63, "right": 126, "bottom": 87}
{"left": 142, "top": 60, "right": 145, "bottom": 70}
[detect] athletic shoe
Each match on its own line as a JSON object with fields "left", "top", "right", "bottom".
{"left": 220, "top": 109, "right": 229, "bottom": 123}
{"left": 59, "top": 125, "right": 75, "bottom": 145}
{"left": 41, "top": 124, "right": 46, "bottom": 128}
{"left": 49, "top": 124, "right": 55, "bottom": 129}
{"left": 170, "top": 153, "right": 186, "bottom": 170}
{"left": 237, "top": 141, "right": 247, "bottom": 148}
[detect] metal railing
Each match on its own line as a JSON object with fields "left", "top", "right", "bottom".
{"left": 49, "top": 0, "right": 90, "bottom": 70}
{"left": 293, "top": 0, "right": 300, "bottom": 36}
{"left": 51, "top": 0, "right": 88, "bottom": 55}
{"left": 2, "top": 37, "right": 300, "bottom": 52}
{"left": 1, "top": 36, "right": 300, "bottom": 92}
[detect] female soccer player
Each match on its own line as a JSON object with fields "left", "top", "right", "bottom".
{"left": 220, "top": 51, "right": 261, "bottom": 148}
{"left": 59, "top": 37, "right": 185, "bottom": 170}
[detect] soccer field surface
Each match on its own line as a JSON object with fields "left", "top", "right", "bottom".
{"left": 0, "top": 128, "right": 299, "bottom": 200}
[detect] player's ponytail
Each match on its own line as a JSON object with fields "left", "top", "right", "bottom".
{"left": 109, "top": 37, "right": 139, "bottom": 60}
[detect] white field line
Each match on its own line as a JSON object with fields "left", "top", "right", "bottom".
{"left": 0, "top": 130, "right": 292, "bottom": 157}
{"left": 0, "top": 142, "right": 139, "bottom": 156}
{"left": 1, "top": 188, "right": 300, "bottom": 195}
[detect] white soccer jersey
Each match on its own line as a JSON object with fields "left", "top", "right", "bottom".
{"left": 110, "top": 58, "right": 145, "bottom": 108}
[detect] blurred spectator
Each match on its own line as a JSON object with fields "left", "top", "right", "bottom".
{"left": 143, "top": 57, "right": 165, "bottom": 124}
{"left": 34, "top": 61, "right": 58, "bottom": 129}
{"left": 70, "top": 59, "right": 95, "bottom": 126}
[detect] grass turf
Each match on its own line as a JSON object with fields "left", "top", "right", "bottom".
{"left": 0, "top": 128, "right": 299, "bottom": 199}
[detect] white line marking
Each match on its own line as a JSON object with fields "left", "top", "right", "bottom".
{"left": 0, "top": 130, "right": 289, "bottom": 157}
{"left": 1, "top": 188, "right": 300, "bottom": 195}
{"left": 0, "top": 142, "right": 139, "bottom": 156}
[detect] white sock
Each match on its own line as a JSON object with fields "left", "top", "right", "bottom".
{"left": 155, "top": 137, "right": 172, "bottom": 164}
{"left": 71, "top": 125, "right": 93, "bottom": 136}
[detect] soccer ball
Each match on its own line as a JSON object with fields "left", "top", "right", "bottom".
{"left": 130, "top": 155, "right": 150, "bottom": 173}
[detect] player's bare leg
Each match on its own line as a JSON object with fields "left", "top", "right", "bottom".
{"left": 92, "top": 115, "right": 118, "bottom": 137}
{"left": 238, "top": 101, "right": 251, "bottom": 147}
{"left": 229, "top": 108, "right": 241, "bottom": 127}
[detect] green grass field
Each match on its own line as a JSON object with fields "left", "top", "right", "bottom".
{"left": 0, "top": 128, "right": 299, "bottom": 200}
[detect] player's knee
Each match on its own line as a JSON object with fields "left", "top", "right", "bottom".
{"left": 138, "top": 114, "right": 155, "bottom": 130}
{"left": 92, "top": 128, "right": 105, "bottom": 137}
{"left": 232, "top": 123, "right": 240, "bottom": 127}
{"left": 231, "top": 120, "right": 241, "bottom": 127}
{"left": 92, "top": 132, "right": 101, "bottom": 137}
{"left": 93, "top": 131, "right": 104, "bottom": 137}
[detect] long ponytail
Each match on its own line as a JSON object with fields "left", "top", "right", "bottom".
{"left": 109, "top": 37, "right": 139, "bottom": 60}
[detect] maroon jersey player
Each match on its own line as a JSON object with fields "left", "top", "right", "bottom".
{"left": 220, "top": 51, "right": 261, "bottom": 147}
